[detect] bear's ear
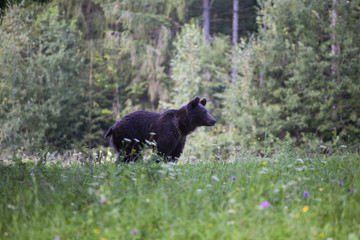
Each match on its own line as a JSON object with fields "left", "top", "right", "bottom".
{"left": 188, "top": 96, "right": 200, "bottom": 108}
{"left": 200, "top": 98, "right": 207, "bottom": 106}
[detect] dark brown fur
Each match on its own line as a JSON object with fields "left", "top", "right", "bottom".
{"left": 104, "top": 97, "right": 216, "bottom": 162}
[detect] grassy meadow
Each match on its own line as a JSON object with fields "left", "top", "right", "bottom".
{"left": 0, "top": 149, "right": 359, "bottom": 240}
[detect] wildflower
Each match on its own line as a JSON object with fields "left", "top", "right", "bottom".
{"left": 94, "top": 229, "right": 101, "bottom": 234}
{"left": 337, "top": 181, "right": 344, "bottom": 186}
{"left": 319, "top": 232, "right": 324, "bottom": 237}
{"left": 248, "top": 136, "right": 250, "bottom": 138}
{"left": 130, "top": 229, "right": 139, "bottom": 235}
{"left": 236, "top": 187, "right": 241, "bottom": 191}
{"left": 319, "top": 188, "right": 323, "bottom": 192}
{"left": 211, "top": 175, "right": 219, "bottom": 182}
{"left": 53, "top": 237, "right": 60, "bottom": 240}
{"left": 254, "top": 142, "right": 257, "bottom": 145}
{"left": 132, "top": 149, "right": 136, "bottom": 152}
{"left": 231, "top": 176, "right": 236, "bottom": 180}
{"left": 229, "top": 198, "right": 236, "bottom": 203}
{"left": 303, "top": 205, "right": 309, "bottom": 213}
{"left": 223, "top": 182, "right": 226, "bottom": 185}
{"left": 303, "top": 191, "right": 309, "bottom": 197}
{"left": 350, "top": 189, "right": 355, "bottom": 194}
{"left": 100, "top": 198, "right": 106, "bottom": 204}
{"left": 208, "top": 223, "right": 213, "bottom": 228}
{"left": 258, "top": 137, "right": 260, "bottom": 140}
{"left": 233, "top": 127, "right": 236, "bottom": 131}
{"left": 259, "top": 201, "right": 271, "bottom": 209}
{"left": 284, "top": 27, "right": 289, "bottom": 35}
{"left": 228, "top": 209, "right": 236, "bottom": 214}
{"left": 262, "top": 161, "right": 266, "bottom": 166}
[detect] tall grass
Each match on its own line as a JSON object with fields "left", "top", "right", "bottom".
{"left": 0, "top": 150, "right": 359, "bottom": 239}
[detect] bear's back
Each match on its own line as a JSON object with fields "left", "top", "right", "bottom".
{"left": 112, "top": 111, "right": 161, "bottom": 140}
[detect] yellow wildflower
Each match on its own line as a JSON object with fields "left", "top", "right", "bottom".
{"left": 94, "top": 229, "right": 101, "bottom": 234}
{"left": 303, "top": 205, "right": 309, "bottom": 213}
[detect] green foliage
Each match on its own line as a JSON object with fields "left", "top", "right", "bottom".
{"left": 170, "top": 22, "right": 230, "bottom": 118}
{"left": 0, "top": 0, "right": 52, "bottom": 22}
{"left": 221, "top": 0, "right": 360, "bottom": 154}
{"left": 95, "top": 0, "right": 188, "bottom": 112}
{"left": 0, "top": 151, "right": 359, "bottom": 239}
{"left": 0, "top": 0, "right": 359, "bottom": 154}
{"left": 0, "top": 6, "right": 86, "bottom": 151}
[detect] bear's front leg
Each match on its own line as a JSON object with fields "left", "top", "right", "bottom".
{"left": 168, "top": 137, "right": 187, "bottom": 162}
{"left": 156, "top": 137, "right": 178, "bottom": 162}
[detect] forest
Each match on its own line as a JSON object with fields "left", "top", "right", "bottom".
{"left": 1, "top": 1, "right": 360, "bottom": 239}
{"left": 0, "top": 0, "right": 359, "bottom": 156}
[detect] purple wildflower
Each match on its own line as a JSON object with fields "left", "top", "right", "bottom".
{"left": 54, "top": 237, "right": 60, "bottom": 240}
{"left": 259, "top": 201, "right": 271, "bottom": 209}
{"left": 350, "top": 189, "right": 355, "bottom": 194}
{"left": 337, "top": 181, "right": 344, "bottom": 186}
{"left": 130, "top": 229, "right": 139, "bottom": 235}
{"left": 231, "top": 176, "right": 236, "bottom": 180}
{"left": 303, "top": 191, "right": 309, "bottom": 197}
{"left": 100, "top": 198, "right": 106, "bottom": 204}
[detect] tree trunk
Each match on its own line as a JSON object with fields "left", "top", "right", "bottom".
{"left": 331, "top": 0, "right": 340, "bottom": 81}
{"left": 231, "top": 0, "right": 239, "bottom": 83}
{"left": 202, "top": 0, "right": 211, "bottom": 46}
{"left": 88, "top": 44, "right": 93, "bottom": 148}
{"left": 202, "top": 0, "right": 211, "bottom": 82}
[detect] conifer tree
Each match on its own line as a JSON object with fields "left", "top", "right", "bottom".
{"left": 224, "top": 0, "right": 360, "bottom": 152}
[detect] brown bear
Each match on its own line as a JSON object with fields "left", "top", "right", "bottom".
{"left": 104, "top": 97, "right": 216, "bottom": 162}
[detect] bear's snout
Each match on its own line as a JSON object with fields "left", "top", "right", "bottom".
{"left": 208, "top": 118, "right": 216, "bottom": 126}
{"left": 205, "top": 114, "right": 216, "bottom": 126}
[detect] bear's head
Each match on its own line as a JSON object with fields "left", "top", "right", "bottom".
{"left": 187, "top": 97, "right": 216, "bottom": 127}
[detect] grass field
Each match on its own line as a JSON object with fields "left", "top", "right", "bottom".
{"left": 0, "top": 150, "right": 359, "bottom": 240}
